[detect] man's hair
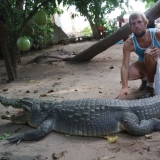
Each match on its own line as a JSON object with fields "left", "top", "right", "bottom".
{"left": 129, "top": 11, "right": 148, "bottom": 26}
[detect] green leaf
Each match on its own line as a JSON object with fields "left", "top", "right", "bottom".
{"left": 30, "top": 80, "right": 36, "bottom": 83}
{"left": 0, "top": 133, "right": 10, "bottom": 140}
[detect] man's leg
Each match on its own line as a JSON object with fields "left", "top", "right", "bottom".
{"left": 128, "top": 61, "right": 147, "bottom": 90}
{"left": 137, "top": 53, "right": 157, "bottom": 99}
{"left": 144, "top": 53, "right": 157, "bottom": 84}
{"left": 128, "top": 61, "right": 146, "bottom": 81}
{"left": 128, "top": 60, "right": 148, "bottom": 98}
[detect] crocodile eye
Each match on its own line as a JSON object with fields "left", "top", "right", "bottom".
{"left": 20, "top": 99, "right": 33, "bottom": 106}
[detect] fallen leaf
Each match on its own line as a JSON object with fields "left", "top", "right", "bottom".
{"left": 65, "top": 134, "right": 70, "bottom": 137}
{"left": 0, "top": 133, "right": 10, "bottom": 140}
{"left": 103, "top": 135, "right": 118, "bottom": 143}
{"left": 52, "top": 151, "right": 67, "bottom": 160}
{"left": 100, "top": 155, "right": 115, "bottom": 160}
{"left": 110, "top": 66, "right": 114, "bottom": 69}
{"left": 30, "top": 80, "right": 36, "bottom": 83}
{"left": 145, "top": 134, "right": 152, "bottom": 139}
{"left": 52, "top": 82, "right": 61, "bottom": 87}
{"left": 40, "top": 94, "right": 47, "bottom": 97}
{"left": 48, "top": 90, "right": 54, "bottom": 93}
{"left": 53, "top": 95, "right": 59, "bottom": 98}
{"left": 34, "top": 90, "right": 38, "bottom": 93}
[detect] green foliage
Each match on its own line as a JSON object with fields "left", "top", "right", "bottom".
{"left": 0, "top": 133, "right": 10, "bottom": 140}
{"left": 80, "top": 26, "right": 92, "bottom": 36}
{"left": 29, "top": 20, "right": 55, "bottom": 49}
{"left": 105, "top": 18, "right": 118, "bottom": 36}
{"left": 145, "top": 1, "right": 154, "bottom": 8}
{"left": 63, "top": 0, "right": 129, "bottom": 26}
{"left": 0, "top": 0, "right": 62, "bottom": 52}
{"left": 63, "top": 0, "right": 129, "bottom": 39}
{"left": 140, "top": 0, "right": 158, "bottom": 9}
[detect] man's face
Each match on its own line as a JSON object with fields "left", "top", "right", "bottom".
{"left": 130, "top": 15, "right": 147, "bottom": 38}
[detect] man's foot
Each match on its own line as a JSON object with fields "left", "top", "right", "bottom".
{"left": 138, "top": 80, "right": 147, "bottom": 91}
{"left": 137, "top": 86, "right": 154, "bottom": 99}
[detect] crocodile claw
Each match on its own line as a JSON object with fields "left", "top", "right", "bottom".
{"left": 7, "top": 133, "right": 24, "bottom": 144}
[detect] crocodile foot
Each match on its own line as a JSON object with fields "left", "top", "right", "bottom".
{"left": 7, "top": 133, "right": 24, "bottom": 144}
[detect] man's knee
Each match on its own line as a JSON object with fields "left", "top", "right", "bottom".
{"left": 144, "top": 53, "right": 157, "bottom": 64}
{"left": 128, "top": 62, "right": 146, "bottom": 80}
{"left": 128, "top": 67, "right": 140, "bottom": 81}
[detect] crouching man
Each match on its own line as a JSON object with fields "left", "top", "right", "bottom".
{"left": 116, "top": 11, "right": 160, "bottom": 99}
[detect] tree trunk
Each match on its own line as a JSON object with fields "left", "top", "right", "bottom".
{"left": 16, "top": 0, "right": 24, "bottom": 9}
{"left": 88, "top": 20, "right": 100, "bottom": 40}
{"left": 0, "top": 20, "right": 15, "bottom": 81}
{"left": 71, "top": 1, "right": 160, "bottom": 62}
{"left": 9, "top": 45, "right": 18, "bottom": 78}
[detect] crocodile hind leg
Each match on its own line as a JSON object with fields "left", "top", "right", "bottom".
{"left": 121, "top": 112, "right": 160, "bottom": 136}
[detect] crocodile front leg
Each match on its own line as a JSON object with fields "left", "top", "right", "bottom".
{"left": 7, "top": 117, "right": 54, "bottom": 144}
{"left": 121, "top": 112, "right": 160, "bottom": 136}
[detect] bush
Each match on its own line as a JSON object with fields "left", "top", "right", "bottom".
{"left": 80, "top": 26, "right": 92, "bottom": 36}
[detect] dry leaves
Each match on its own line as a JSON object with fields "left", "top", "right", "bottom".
{"left": 103, "top": 135, "right": 118, "bottom": 143}
{"left": 52, "top": 151, "right": 67, "bottom": 160}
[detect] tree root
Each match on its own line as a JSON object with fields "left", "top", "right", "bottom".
{"left": 26, "top": 50, "right": 74, "bottom": 64}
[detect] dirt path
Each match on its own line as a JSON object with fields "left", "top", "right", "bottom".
{"left": 0, "top": 41, "right": 159, "bottom": 160}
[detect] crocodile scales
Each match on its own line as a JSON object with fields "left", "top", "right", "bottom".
{"left": 1, "top": 95, "right": 160, "bottom": 144}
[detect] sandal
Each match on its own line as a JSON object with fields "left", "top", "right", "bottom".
{"left": 137, "top": 86, "right": 154, "bottom": 99}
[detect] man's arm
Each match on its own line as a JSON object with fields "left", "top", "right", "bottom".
{"left": 116, "top": 38, "right": 134, "bottom": 99}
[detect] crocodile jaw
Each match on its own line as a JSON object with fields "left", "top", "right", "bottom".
{"left": 1, "top": 109, "right": 29, "bottom": 124}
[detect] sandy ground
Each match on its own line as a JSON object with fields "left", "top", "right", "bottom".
{"left": 0, "top": 41, "right": 160, "bottom": 160}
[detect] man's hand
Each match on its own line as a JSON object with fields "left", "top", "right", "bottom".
{"left": 149, "top": 46, "right": 160, "bottom": 59}
{"left": 115, "top": 88, "right": 129, "bottom": 100}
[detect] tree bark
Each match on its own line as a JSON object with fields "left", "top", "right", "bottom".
{"left": 16, "top": 0, "right": 24, "bottom": 9}
{"left": 0, "top": 20, "right": 15, "bottom": 81}
{"left": 71, "top": 1, "right": 160, "bottom": 62}
{"left": 88, "top": 20, "right": 101, "bottom": 40}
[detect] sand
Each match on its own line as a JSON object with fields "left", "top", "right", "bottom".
{"left": 0, "top": 41, "right": 159, "bottom": 160}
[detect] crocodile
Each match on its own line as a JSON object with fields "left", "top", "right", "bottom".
{"left": 1, "top": 95, "right": 160, "bottom": 144}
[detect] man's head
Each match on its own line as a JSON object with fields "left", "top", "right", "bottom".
{"left": 129, "top": 11, "right": 148, "bottom": 37}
